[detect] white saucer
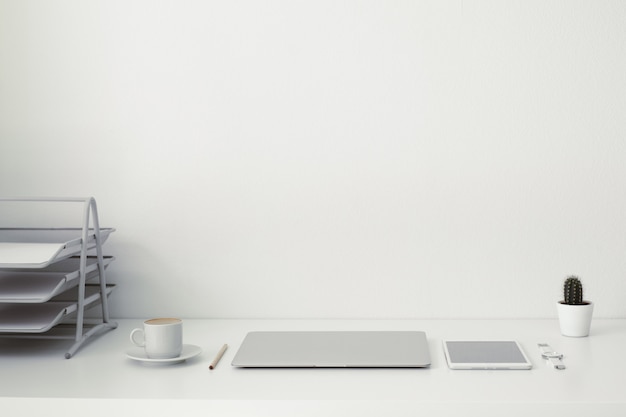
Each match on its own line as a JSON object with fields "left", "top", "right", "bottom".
{"left": 126, "top": 344, "right": 202, "bottom": 365}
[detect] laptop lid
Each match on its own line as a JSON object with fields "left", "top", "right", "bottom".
{"left": 231, "top": 331, "right": 431, "bottom": 368}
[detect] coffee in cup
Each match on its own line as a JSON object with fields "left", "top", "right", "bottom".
{"left": 130, "top": 318, "right": 183, "bottom": 359}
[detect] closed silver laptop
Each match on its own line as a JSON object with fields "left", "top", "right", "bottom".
{"left": 231, "top": 331, "right": 431, "bottom": 368}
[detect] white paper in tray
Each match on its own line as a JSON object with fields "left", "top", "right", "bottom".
{"left": 0, "top": 228, "right": 115, "bottom": 268}
{"left": 0, "top": 302, "right": 74, "bottom": 332}
{"left": 0, "top": 285, "right": 114, "bottom": 333}
{"left": 0, "top": 272, "right": 67, "bottom": 302}
{"left": 0, "top": 256, "right": 115, "bottom": 302}
{"left": 0, "top": 243, "right": 65, "bottom": 267}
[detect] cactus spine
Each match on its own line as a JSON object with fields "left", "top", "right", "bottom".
{"left": 563, "top": 276, "right": 584, "bottom": 305}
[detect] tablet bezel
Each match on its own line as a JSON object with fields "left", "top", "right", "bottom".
{"left": 442, "top": 340, "right": 532, "bottom": 370}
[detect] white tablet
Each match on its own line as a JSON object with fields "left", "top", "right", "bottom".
{"left": 443, "top": 340, "right": 532, "bottom": 370}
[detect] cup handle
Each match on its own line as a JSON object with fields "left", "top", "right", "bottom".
{"left": 130, "top": 328, "right": 145, "bottom": 347}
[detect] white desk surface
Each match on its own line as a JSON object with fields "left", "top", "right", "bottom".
{"left": 1, "top": 319, "right": 625, "bottom": 417}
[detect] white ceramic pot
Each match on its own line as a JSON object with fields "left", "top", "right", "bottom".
{"left": 557, "top": 301, "right": 594, "bottom": 337}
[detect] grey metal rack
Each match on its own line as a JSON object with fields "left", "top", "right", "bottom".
{"left": 0, "top": 197, "right": 117, "bottom": 358}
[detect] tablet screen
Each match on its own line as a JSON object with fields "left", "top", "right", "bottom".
{"left": 443, "top": 340, "right": 532, "bottom": 370}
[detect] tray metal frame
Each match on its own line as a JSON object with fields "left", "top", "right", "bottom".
{"left": 0, "top": 197, "right": 118, "bottom": 358}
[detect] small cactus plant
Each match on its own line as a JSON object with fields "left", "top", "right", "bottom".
{"left": 563, "top": 276, "right": 585, "bottom": 305}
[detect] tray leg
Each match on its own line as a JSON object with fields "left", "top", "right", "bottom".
{"left": 65, "top": 321, "right": 118, "bottom": 359}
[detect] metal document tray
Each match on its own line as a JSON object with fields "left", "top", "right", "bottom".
{"left": 0, "top": 284, "right": 115, "bottom": 333}
{"left": 0, "top": 228, "right": 115, "bottom": 268}
{"left": 0, "top": 256, "right": 115, "bottom": 303}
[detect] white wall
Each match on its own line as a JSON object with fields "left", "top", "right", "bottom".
{"left": 1, "top": 0, "right": 625, "bottom": 319}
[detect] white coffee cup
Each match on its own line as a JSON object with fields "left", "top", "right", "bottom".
{"left": 130, "top": 318, "right": 183, "bottom": 359}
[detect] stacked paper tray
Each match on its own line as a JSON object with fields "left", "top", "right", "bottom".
{"left": 0, "top": 228, "right": 115, "bottom": 268}
{"left": 0, "top": 284, "right": 115, "bottom": 333}
{"left": 0, "top": 256, "right": 115, "bottom": 303}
